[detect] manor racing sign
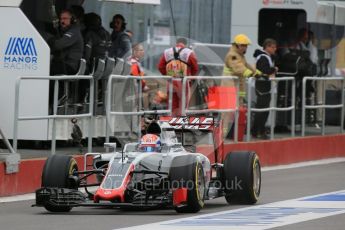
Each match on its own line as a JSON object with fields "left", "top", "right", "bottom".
{"left": 167, "top": 117, "right": 214, "bottom": 130}
{"left": 3, "top": 37, "right": 38, "bottom": 70}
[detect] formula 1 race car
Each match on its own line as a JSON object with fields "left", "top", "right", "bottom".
{"left": 35, "top": 115, "right": 261, "bottom": 213}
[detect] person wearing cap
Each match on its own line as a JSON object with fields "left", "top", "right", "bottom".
{"left": 223, "top": 34, "right": 262, "bottom": 105}
{"left": 222, "top": 34, "right": 262, "bottom": 139}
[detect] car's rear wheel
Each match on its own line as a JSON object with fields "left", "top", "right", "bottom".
{"left": 223, "top": 151, "right": 261, "bottom": 204}
{"left": 41, "top": 155, "right": 78, "bottom": 212}
{"left": 170, "top": 155, "right": 205, "bottom": 213}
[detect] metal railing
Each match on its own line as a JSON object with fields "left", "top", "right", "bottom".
{"left": 0, "top": 126, "right": 20, "bottom": 174}
{"left": 12, "top": 74, "right": 345, "bottom": 159}
{"left": 0, "top": 127, "right": 16, "bottom": 155}
{"left": 105, "top": 75, "right": 173, "bottom": 143}
{"left": 301, "top": 76, "right": 345, "bottom": 136}
{"left": 181, "top": 76, "right": 241, "bottom": 142}
{"left": 13, "top": 75, "right": 94, "bottom": 154}
{"left": 246, "top": 77, "right": 296, "bottom": 141}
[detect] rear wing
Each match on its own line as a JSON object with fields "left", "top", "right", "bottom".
{"left": 106, "top": 75, "right": 242, "bottom": 142}
{"left": 159, "top": 116, "right": 215, "bottom": 130}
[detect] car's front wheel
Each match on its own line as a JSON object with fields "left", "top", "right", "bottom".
{"left": 41, "top": 155, "right": 79, "bottom": 212}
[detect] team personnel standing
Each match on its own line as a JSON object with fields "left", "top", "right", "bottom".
{"left": 49, "top": 9, "right": 84, "bottom": 76}
{"left": 129, "top": 43, "right": 150, "bottom": 132}
{"left": 295, "top": 28, "right": 317, "bottom": 110}
{"left": 109, "top": 14, "right": 132, "bottom": 59}
{"left": 70, "top": 5, "right": 86, "bottom": 36}
{"left": 252, "top": 38, "right": 278, "bottom": 139}
{"left": 83, "top": 12, "right": 111, "bottom": 73}
{"left": 129, "top": 44, "right": 145, "bottom": 77}
{"left": 129, "top": 43, "right": 149, "bottom": 93}
{"left": 157, "top": 37, "right": 198, "bottom": 115}
{"left": 48, "top": 9, "right": 84, "bottom": 109}
{"left": 79, "top": 12, "right": 111, "bottom": 103}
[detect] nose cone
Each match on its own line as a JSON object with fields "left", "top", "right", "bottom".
{"left": 94, "top": 164, "right": 134, "bottom": 203}
{"left": 94, "top": 188, "right": 125, "bottom": 203}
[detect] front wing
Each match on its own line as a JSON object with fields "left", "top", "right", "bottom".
{"left": 35, "top": 187, "right": 171, "bottom": 209}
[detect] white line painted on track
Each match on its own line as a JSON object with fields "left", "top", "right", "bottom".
{"left": 0, "top": 186, "right": 98, "bottom": 203}
{"left": 1, "top": 158, "right": 344, "bottom": 203}
{"left": 262, "top": 157, "right": 345, "bottom": 172}
{"left": 0, "top": 193, "right": 35, "bottom": 203}
{"left": 115, "top": 190, "right": 345, "bottom": 230}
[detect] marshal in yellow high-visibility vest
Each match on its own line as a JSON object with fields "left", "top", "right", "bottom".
{"left": 223, "top": 34, "right": 262, "bottom": 104}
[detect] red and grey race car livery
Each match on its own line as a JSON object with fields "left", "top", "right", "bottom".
{"left": 35, "top": 117, "right": 260, "bottom": 213}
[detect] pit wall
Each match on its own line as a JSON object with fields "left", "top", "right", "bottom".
{"left": 221, "top": 134, "right": 345, "bottom": 166}
{"left": 0, "top": 156, "right": 92, "bottom": 197}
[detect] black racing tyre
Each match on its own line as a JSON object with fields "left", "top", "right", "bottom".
{"left": 223, "top": 151, "right": 261, "bottom": 204}
{"left": 41, "top": 155, "right": 78, "bottom": 212}
{"left": 169, "top": 155, "right": 205, "bottom": 213}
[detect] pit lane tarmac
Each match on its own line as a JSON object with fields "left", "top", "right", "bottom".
{"left": 0, "top": 159, "right": 344, "bottom": 230}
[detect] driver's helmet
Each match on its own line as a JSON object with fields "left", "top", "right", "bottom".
{"left": 139, "top": 134, "right": 161, "bottom": 152}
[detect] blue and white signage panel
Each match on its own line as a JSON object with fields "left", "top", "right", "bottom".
{"left": 0, "top": 7, "right": 50, "bottom": 140}
{"left": 117, "top": 190, "right": 345, "bottom": 230}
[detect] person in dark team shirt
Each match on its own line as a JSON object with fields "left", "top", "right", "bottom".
{"left": 252, "top": 38, "right": 278, "bottom": 139}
